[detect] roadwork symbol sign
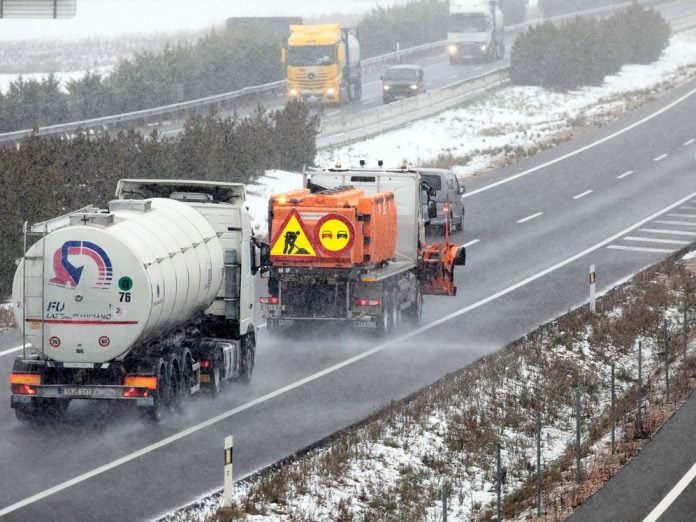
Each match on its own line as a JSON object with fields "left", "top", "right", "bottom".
{"left": 270, "top": 209, "right": 317, "bottom": 258}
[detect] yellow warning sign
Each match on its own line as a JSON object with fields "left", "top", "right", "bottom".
{"left": 270, "top": 210, "right": 317, "bottom": 258}
{"left": 317, "top": 217, "right": 353, "bottom": 253}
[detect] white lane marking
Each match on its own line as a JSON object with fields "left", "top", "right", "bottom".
{"left": 640, "top": 228, "right": 696, "bottom": 237}
{"left": 573, "top": 190, "right": 594, "bottom": 200}
{"left": 463, "top": 86, "right": 696, "bottom": 199}
{"left": 668, "top": 213, "right": 696, "bottom": 218}
{"left": 608, "top": 245, "right": 673, "bottom": 253}
{"left": 624, "top": 237, "right": 690, "bottom": 245}
{"left": 517, "top": 212, "right": 543, "bottom": 223}
{"left": 463, "top": 239, "right": 480, "bottom": 247}
{"left": 3, "top": 192, "right": 695, "bottom": 518}
{"left": 0, "top": 345, "right": 23, "bottom": 357}
{"left": 361, "top": 100, "right": 372, "bottom": 105}
{"left": 655, "top": 220, "right": 696, "bottom": 227}
{"left": 644, "top": 460, "right": 696, "bottom": 522}
{"left": 617, "top": 170, "right": 635, "bottom": 179}
{"left": 685, "top": 138, "right": 695, "bottom": 146}
{"left": 654, "top": 153, "right": 669, "bottom": 162}
{"left": 326, "top": 110, "right": 341, "bottom": 116}
{"left": 679, "top": 206, "right": 696, "bottom": 211}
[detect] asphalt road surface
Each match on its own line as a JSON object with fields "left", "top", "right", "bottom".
{"left": 2, "top": 57, "right": 696, "bottom": 521}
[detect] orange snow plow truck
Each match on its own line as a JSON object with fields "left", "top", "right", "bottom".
{"left": 259, "top": 165, "right": 466, "bottom": 334}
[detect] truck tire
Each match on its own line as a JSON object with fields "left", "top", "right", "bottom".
{"left": 404, "top": 287, "right": 423, "bottom": 323}
{"left": 390, "top": 289, "right": 401, "bottom": 331}
{"left": 145, "top": 359, "right": 168, "bottom": 421}
{"left": 376, "top": 292, "right": 391, "bottom": 336}
{"left": 239, "top": 331, "right": 255, "bottom": 385}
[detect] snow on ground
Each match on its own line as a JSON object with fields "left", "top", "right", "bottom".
{"left": 317, "top": 30, "right": 696, "bottom": 178}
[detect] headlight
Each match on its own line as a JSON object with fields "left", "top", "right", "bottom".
{"left": 448, "top": 44, "right": 458, "bottom": 55}
{"left": 410, "top": 84, "right": 418, "bottom": 90}
{"left": 480, "top": 44, "right": 488, "bottom": 52}
{"left": 383, "top": 85, "right": 390, "bottom": 91}
{"left": 326, "top": 87, "right": 335, "bottom": 95}
{"left": 289, "top": 88, "right": 298, "bottom": 96}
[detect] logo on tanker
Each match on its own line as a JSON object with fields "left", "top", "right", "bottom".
{"left": 49, "top": 240, "right": 113, "bottom": 290}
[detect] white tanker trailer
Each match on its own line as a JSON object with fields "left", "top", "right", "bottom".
{"left": 9, "top": 179, "right": 267, "bottom": 422}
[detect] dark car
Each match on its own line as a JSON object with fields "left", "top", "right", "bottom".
{"left": 381, "top": 64, "right": 426, "bottom": 104}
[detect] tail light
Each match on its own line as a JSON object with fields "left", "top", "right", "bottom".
{"left": 354, "top": 299, "right": 381, "bottom": 307}
{"left": 123, "top": 376, "right": 157, "bottom": 389}
{"left": 259, "top": 296, "right": 279, "bottom": 305}
{"left": 10, "top": 373, "right": 40, "bottom": 395}
{"left": 443, "top": 202, "right": 450, "bottom": 214}
{"left": 122, "top": 387, "right": 149, "bottom": 398}
{"left": 199, "top": 360, "right": 211, "bottom": 369}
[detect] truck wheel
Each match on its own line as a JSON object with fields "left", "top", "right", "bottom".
{"left": 404, "top": 287, "right": 423, "bottom": 323}
{"left": 175, "top": 353, "right": 193, "bottom": 411}
{"left": 376, "top": 292, "right": 391, "bottom": 336}
{"left": 239, "top": 332, "right": 255, "bottom": 385}
{"left": 146, "top": 360, "right": 167, "bottom": 421}
{"left": 390, "top": 290, "right": 401, "bottom": 331}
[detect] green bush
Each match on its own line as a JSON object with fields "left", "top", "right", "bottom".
{"left": 358, "top": 0, "right": 448, "bottom": 58}
{"left": 0, "top": 102, "right": 318, "bottom": 299}
{"left": 510, "top": 4, "right": 670, "bottom": 90}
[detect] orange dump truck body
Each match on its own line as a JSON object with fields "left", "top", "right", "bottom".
{"left": 269, "top": 187, "right": 396, "bottom": 269}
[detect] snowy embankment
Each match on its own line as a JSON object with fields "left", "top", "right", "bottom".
{"left": 162, "top": 29, "right": 696, "bottom": 521}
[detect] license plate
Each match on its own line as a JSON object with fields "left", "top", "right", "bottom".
{"left": 278, "top": 319, "right": 294, "bottom": 326}
{"left": 200, "top": 374, "right": 211, "bottom": 383}
{"left": 266, "top": 304, "right": 278, "bottom": 311}
{"left": 357, "top": 321, "right": 377, "bottom": 328}
{"left": 60, "top": 387, "right": 118, "bottom": 398}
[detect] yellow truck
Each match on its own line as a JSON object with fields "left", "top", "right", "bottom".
{"left": 282, "top": 24, "right": 361, "bottom": 105}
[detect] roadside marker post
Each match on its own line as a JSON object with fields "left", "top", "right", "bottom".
{"left": 589, "top": 265, "right": 597, "bottom": 313}
{"left": 223, "top": 436, "right": 234, "bottom": 507}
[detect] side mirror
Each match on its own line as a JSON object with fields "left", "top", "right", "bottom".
{"left": 428, "top": 200, "right": 437, "bottom": 219}
{"left": 458, "top": 185, "right": 465, "bottom": 195}
{"left": 281, "top": 48, "right": 286, "bottom": 64}
{"left": 251, "top": 239, "right": 271, "bottom": 275}
{"left": 454, "top": 246, "right": 466, "bottom": 266}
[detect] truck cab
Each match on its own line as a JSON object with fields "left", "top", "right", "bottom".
{"left": 447, "top": 0, "right": 505, "bottom": 63}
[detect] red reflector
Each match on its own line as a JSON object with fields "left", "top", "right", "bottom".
{"left": 122, "top": 387, "right": 149, "bottom": 398}
{"left": 355, "top": 299, "right": 381, "bottom": 307}
{"left": 259, "top": 296, "right": 280, "bottom": 305}
{"left": 199, "top": 360, "right": 210, "bottom": 369}
{"left": 11, "top": 383, "right": 37, "bottom": 395}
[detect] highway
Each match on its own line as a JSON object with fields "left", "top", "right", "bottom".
{"left": 1, "top": 50, "right": 696, "bottom": 520}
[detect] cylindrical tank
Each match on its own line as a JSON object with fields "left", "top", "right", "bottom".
{"left": 12, "top": 198, "right": 224, "bottom": 364}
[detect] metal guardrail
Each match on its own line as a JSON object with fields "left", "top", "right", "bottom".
{"left": 0, "top": 0, "right": 691, "bottom": 144}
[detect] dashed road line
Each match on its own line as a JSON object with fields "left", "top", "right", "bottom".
{"left": 617, "top": 170, "right": 634, "bottom": 179}
{"left": 644, "top": 459, "right": 696, "bottom": 522}
{"left": 463, "top": 239, "right": 480, "bottom": 247}
{"left": 667, "top": 213, "right": 696, "bottom": 219}
{"left": 326, "top": 110, "right": 341, "bottom": 116}
{"left": 361, "top": 100, "right": 372, "bottom": 105}
{"left": 517, "top": 212, "right": 543, "bottom": 224}
{"left": 685, "top": 138, "right": 695, "bottom": 146}
{"left": 640, "top": 228, "right": 696, "bottom": 237}
{"left": 573, "top": 190, "right": 594, "bottom": 200}
{"left": 608, "top": 245, "right": 673, "bottom": 253}
{"left": 655, "top": 220, "right": 696, "bottom": 227}
{"left": 654, "top": 153, "right": 669, "bottom": 162}
{"left": 624, "top": 237, "right": 690, "bottom": 245}
{"left": 679, "top": 206, "right": 696, "bottom": 211}
{"left": 0, "top": 345, "right": 23, "bottom": 357}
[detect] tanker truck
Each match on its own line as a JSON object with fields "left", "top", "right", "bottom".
{"left": 282, "top": 24, "right": 361, "bottom": 104}
{"left": 259, "top": 164, "right": 466, "bottom": 333}
{"left": 9, "top": 179, "right": 265, "bottom": 423}
{"left": 447, "top": 0, "right": 505, "bottom": 63}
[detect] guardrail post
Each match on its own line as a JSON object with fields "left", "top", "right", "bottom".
{"left": 223, "top": 435, "right": 234, "bottom": 507}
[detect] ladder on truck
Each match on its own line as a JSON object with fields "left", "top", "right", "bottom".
{"left": 21, "top": 221, "right": 48, "bottom": 359}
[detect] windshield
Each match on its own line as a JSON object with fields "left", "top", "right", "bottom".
{"left": 421, "top": 174, "right": 442, "bottom": 191}
{"left": 287, "top": 45, "right": 336, "bottom": 66}
{"left": 448, "top": 13, "right": 490, "bottom": 33}
{"left": 384, "top": 68, "right": 419, "bottom": 81}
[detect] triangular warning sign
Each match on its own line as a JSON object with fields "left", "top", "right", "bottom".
{"left": 270, "top": 209, "right": 317, "bottom": 258}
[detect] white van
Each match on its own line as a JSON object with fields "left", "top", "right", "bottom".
{"left": 419, "top": 168, "right": 465, "bottom": 231}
